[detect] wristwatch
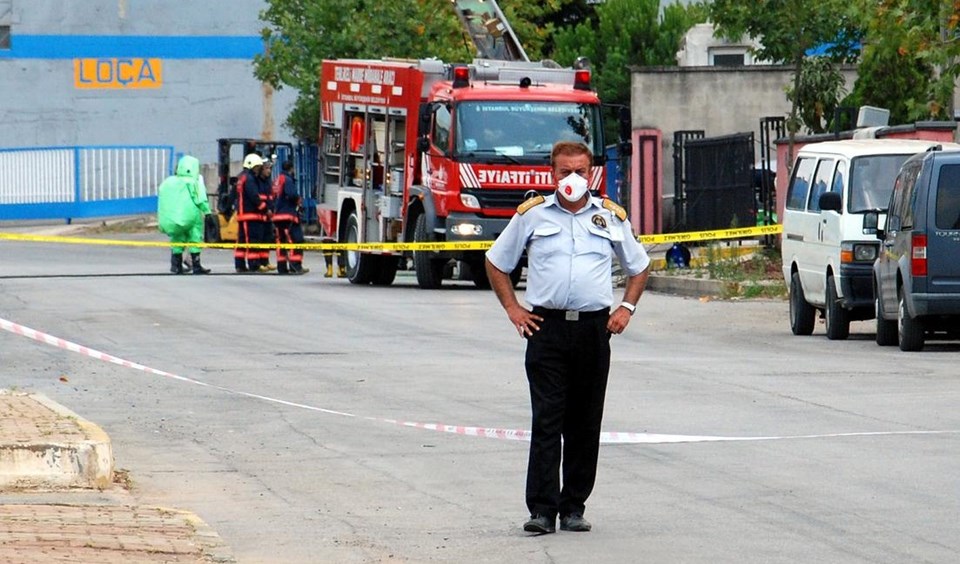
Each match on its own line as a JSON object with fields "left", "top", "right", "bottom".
{"left": 619, "top": 301, "right": 636, "bottom": 315}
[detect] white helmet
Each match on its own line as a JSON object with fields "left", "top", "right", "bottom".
{"left": 243, "top": 153, "right": 264, "bottom": 169}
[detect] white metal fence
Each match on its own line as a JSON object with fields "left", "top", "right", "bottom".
{"left": 0, "top": 145, "right": 174, "bottom": 220}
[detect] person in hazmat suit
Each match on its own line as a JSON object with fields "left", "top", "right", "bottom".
{"left": 157, "top": 155, "right": 212, "bottom": 274}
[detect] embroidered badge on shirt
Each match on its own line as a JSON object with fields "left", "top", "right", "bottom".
{"left": 591, "top": 214, "right": 607, "bottom": 229}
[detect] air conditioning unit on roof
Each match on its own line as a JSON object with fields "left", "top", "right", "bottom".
{"left": 857, "top": 106, "right": 890, "bottom": 128}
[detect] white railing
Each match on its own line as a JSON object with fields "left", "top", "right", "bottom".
{"left": 0, "top": 145, "right": 175, "bottom": 220}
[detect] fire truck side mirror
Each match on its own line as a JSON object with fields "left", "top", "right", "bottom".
{"left": 618, "top": 106, "right": 631, "bottom": 144}
{"left": 417, "top": 103, "right": 432, "bottom": 137}
{"left": 417, "top": 137, "right": 431, "bottom": 154}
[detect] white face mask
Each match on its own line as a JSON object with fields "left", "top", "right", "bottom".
{"left": 557, "top": 172, "right": 589, "bottom": 202}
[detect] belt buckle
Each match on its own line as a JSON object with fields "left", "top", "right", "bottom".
{"left": 564, "top": 310, "right": 579, "bottom": 321}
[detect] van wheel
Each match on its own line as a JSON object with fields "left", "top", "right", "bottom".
{"left": 789, "top": 272, "right": 815, "bottom": 335}
{"left": 898, "top": 289, "right": 925, "bottom": 351}
{"left": 875, "top": 294, "right": 897, "bottom": 346}
{"left": 825, "top": 275, "right": 850, "bottom": 340}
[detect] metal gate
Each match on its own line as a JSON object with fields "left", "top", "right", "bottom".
{"left": 681, "top": 132, "right": 755, "bottom": 232}
{"left": 672, "top": 130, "right": 704, "bottom": 231}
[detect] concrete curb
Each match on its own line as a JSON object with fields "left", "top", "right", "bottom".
{"left": 0, "top": 392, "right": 113, "bottom": 490}
{"left": 646, "top": 274, "right": 726, "bottom": 298}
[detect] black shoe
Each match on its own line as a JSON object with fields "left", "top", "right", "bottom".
{"left": 190, "top": 253, "right": 211, "bottom": 275}
{"left": 560, "top": 513, "right": 591, "bottom": 532}
{"left": 523, "top": 514, "right": 555, "bottom": 534}
{"left": 170, "top": 253, "right": 184, "bottom": 275}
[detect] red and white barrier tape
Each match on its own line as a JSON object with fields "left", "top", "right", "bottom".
{"left": 4, "top": 316, "right": 958, "bottom": 445}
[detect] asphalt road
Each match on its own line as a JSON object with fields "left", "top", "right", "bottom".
{"left": 2, "top": 230, "right": 960, "bottom": 563}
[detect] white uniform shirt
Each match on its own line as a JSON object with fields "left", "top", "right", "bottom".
{"left": 486, "top": 194, "right": 650, "bottom": 311}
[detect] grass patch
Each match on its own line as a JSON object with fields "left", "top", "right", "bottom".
{"left": 658, "top": 244, "right": 788, "bottom": 300}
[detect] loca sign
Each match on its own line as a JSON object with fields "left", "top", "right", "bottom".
{"left": 73, "top": 58, "right": 163, "bottom": 89}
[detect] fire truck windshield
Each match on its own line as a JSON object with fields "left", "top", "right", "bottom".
{"left": 454, "top": 101, "right": 602, "bottom": 163}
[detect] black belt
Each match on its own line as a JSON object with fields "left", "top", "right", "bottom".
{"left": 531, "top": 306, "right": 609, "bottom": 321}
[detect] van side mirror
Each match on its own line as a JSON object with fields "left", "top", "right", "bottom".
{"left": 819, "top": 191, "right": 842, "bottom": 212}
{"left": 886, "top": 215, "right": 901, "bottom": 233}
{"left": 863, "top": 210, "right": 879, "bottom": 236}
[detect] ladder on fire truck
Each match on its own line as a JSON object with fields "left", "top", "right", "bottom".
{"left": 451, "top": 0, "right": 528, "bottom": 62}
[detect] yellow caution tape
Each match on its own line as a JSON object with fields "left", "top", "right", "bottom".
{"left": 0, "top": 224, "right": 782, "bottom": 251}
{"left": 638, "top": 224, "right": 782, "bottom": 245}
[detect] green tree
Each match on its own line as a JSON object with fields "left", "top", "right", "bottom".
{"left": 710, "top": 0, "right": 861, "bottom": 170}
{"left": 787, "top": 57, "right": 848, "bottom": 134}
{"left": 896, "top": 0, "right": 959, "bottom": 119}
{"left": 255, "top": 0, "right": 467, "bottom": 139}
{"left": 843, "top": 0, "right": 934, "bottom": 125}
{"left": 551, "top": 0, "right": 709, "bottom": 108}
{"left": 254, "top": 0, "right": 594, "bottom": 139}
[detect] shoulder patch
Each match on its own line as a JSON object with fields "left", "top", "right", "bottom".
{"left": 602, "top": 198, "right": 627, "bottom": 221}
{"left": 517, "top": 194, "right": 545, "bottom": 215}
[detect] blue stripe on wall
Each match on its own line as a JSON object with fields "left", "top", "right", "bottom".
{"left": 0, "top": 35, "right": 264, "bottom": 59}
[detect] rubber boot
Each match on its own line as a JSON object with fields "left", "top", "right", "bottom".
{"left": 324, "top": 264, "right": 333, "bottom": 278}
{"left": 170, "top": 252, "right": 184, "bottom": 274}
{"left": 191, "top": 253, "right": 210, "bottom": 275}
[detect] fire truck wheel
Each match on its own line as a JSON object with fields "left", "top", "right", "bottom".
{"left": 466, "top": 258, "right": 491, "bottom": 289}
{"left": 345, "top": 211, "right": 375, "bottom": 284}
{"left": 414, "top": 214, "right": 444, "bottom": 289}
{"left": 372, "top": 256, "right": 399, "bottom": 286}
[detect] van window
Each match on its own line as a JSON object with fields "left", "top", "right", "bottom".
{"left": 832, "top": 161, "right": 846, "bottom": 194}
{"left": 848, "top": 154, "right": 911, "bottom": 212}
{"left": 786, "top": 156, "right": 816, "bottom": 210}
{"left": 808, "top": 158, "right": 836, "bottom": 212}
{"left": 898, "top": 162, "right": 921, "bottom": 228}
{"left": 936, "top": 164, "right": 960, "bottom": 229}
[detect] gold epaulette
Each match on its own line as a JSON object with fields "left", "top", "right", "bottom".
{"left": 517, "top": 194, "right": 545, "bottom": 215}
{"left": 602, "top": 198, "right": 626, "bottom": 221}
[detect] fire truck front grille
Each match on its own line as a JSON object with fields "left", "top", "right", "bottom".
{"left": 463, "top": 189, "right": 553, "bottom": 211}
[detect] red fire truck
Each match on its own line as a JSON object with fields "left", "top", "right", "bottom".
{"left": 316, "top": 57, "right": 617, "bottom": 288}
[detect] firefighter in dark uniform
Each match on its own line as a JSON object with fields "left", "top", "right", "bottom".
{"left": 234, "top": 154, "right": 270, "bottom": 273}
{"left": 271, "top": 159, "right": 309, "bottom": 274}
{"left": 256, "top": 160, "right": 278, "bottom": 272}
{"left": 485, "top": 141, "right": 651, "bottom": 535}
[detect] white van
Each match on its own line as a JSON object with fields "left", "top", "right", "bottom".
{"left": 781, "top": 139, "right": 960, "bottom": 340}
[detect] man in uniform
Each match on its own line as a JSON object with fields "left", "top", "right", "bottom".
{"left": 271, "top": 159, "right": 309, "bottom": 274}
{"left": 233, "top": 154, "right": 270, "bottom": 273}
{"left": 485, "top": 141, "right": 650, "bottom": 535}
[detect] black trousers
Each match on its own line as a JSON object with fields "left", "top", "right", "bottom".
{"left": 524, "top": 310, "right": 611, "bottom": 520}
{"left": 274, "top": 220, "right": 304, "bottom": 272}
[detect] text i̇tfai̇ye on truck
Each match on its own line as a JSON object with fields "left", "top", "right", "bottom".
{"left": 315, "top": 57, "right": 630, "bottom": 289}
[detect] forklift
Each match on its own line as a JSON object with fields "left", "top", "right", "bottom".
{"left": 205, "top": 137, "right": 294, "bottom": 242}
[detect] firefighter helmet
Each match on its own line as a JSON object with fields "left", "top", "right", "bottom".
{"left": 243, "top": 153, "right": 264, "bottom": 169}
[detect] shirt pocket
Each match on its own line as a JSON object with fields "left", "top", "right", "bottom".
{"left": 585, "top": 224, "right": 617, "bottom": 255}
{"left": 529, "top": 225, "right": 565, "bottom": 258}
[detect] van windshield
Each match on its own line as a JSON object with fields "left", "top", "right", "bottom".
{"left": 848, "top": 154, "right": 912, "bottom": 212}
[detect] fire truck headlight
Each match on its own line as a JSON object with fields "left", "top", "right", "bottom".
{"left": 460, "top": 194, "right": 481, "bottom": 209}
{"left": 450, "top": 223, "right": 483, "bottom": 236}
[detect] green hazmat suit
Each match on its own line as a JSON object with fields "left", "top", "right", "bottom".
{"left": 157, "top": 155, "right": 211, "bottom": 254}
